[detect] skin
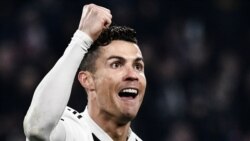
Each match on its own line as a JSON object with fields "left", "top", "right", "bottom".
{"left": 78, "top": 40, "right": 147, "bottom": 140}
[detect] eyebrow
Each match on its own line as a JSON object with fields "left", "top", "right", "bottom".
{"left": 107, "top": 55, "right": 144, "bottom": 62}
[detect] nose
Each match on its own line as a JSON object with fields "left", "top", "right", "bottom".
{"left": 123, "top": 66, "right": 139, "bottom": 81}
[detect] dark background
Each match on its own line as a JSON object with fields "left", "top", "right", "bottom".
{"left": 1, "top": 0, "right": 250, "bottom": 140}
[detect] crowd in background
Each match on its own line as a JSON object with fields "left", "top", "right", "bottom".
{"left": 0, "top": 0, "right": 250, "bottom": 140}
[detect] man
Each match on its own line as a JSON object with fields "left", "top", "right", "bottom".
{"left": 23, "top": 3, "right": 147, "bottom": 141}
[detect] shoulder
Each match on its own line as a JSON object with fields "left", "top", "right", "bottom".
{"left": 60, "top": 106, "right": 88, "bottom": 130}
{"left": 61, "top": 107, "right": 84, "bottom": 121}
{"left": 46, "top": 107, "right": 79, "bottom": 141}
{"left": 130, "top": 131, "right": 143, "bottom": 141}
{"left": 59, "top": 107, "right": 92, "bottom": 141}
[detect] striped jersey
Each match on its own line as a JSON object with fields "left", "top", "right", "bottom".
{"left": 60, "top": 107, "right": 142, "bottom": 141}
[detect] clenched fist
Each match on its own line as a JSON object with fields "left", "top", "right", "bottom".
{"left": 78, "top": 4, "right": 112, "bottom": 41}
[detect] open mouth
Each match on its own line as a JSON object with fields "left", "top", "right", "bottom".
{"left": 118, "top": 88, "right": 138, "bottom": 99}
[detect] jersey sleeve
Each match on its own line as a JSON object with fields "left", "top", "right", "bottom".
{"left": 24, "top": 30, "right": 93, "bottom": 141}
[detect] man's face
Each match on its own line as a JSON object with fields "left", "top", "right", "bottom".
{"left": 91, "top": 40, "right": 146, "bottom": 123}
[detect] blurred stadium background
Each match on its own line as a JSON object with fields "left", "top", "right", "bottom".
{"left": 0, "top": 0, "right": 250, "bottom": 140}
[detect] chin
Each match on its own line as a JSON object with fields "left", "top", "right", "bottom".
{"left": 118, "top": 112, "right": 137, "bottom": 124}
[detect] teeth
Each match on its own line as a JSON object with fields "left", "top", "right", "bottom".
{"left": 122, "top": 88, "right": 138, "bottom": 94}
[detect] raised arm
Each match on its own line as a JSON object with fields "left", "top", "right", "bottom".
{"left": 23, "top": 4, "right": 112, "bottom": 141}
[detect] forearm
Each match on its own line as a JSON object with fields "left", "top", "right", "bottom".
{"left": 23, "top": 30, "right": 92, "bottom": 139}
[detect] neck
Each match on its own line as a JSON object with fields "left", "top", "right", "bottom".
{"left": 102, "top": 119, "right": 130, "bottom": 141}
{"left": 88, "top": 105, "right": 131, "bottom": 141}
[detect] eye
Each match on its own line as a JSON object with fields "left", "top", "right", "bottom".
{"left": 134, "top": 63, "right": 144, "bottom": 71}
{"left": 111, "top": 62, "right": 122, "bottom": 69}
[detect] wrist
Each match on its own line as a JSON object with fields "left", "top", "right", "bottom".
{"left": 72, "top": 30, "right": 93, "bottom": 51}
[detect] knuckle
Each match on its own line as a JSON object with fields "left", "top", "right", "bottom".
{"left": 83, "top": 5, "right": 87, "bottom": 10}
{"left": 106, "top": 9, "right": 111, "bottom": 13}
{"left": 88, "top": 3, "right": 95, "bottom": 7}
{"left": 84, "top": 3, "right": 94, "bottom": 10}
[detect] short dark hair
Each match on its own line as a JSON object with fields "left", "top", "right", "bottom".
{"left": 79, "top": 26, "right": 137, "bottom": 72}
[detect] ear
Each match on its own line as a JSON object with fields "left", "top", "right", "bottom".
{"left": 78, "top": 71, "right": 95, "bottom": 91}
